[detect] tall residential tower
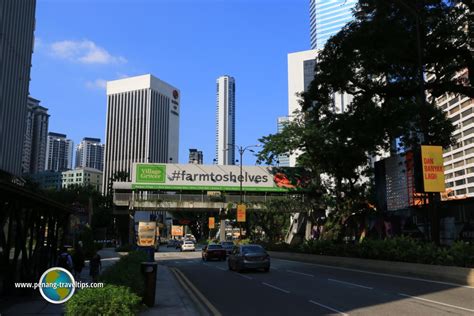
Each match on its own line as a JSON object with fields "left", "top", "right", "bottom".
{"left": 22, "top": 97, "right": 49, "bottom": 174}
{"left": 75, "top": 137, "right": 104, "bottom": 171}
{"left": 0, "top": 0, "right": 36, "bottom": 175}
{"left": 103, "top": 74, "right": 180, "bottom": 194}
{"left": 45, "top": 132, "right": 73, "bottom": 172}
{"left": 216, "top": 75, "right": 235, "bottom": 165}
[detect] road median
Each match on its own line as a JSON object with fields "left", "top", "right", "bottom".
{"left": 268, "top": 251, "right": 474, "bottom": 286}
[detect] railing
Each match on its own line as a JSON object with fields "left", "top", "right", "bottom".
{"left": 113, "top": 192, "right": 299, "bottom": 205}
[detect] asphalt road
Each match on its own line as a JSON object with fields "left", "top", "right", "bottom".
{"left": 156, "top": 245, "right": 474, "bottom": 316}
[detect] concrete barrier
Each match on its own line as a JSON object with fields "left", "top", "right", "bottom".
{"left": 268, "top": 251, "right": 474, "bottom": 286}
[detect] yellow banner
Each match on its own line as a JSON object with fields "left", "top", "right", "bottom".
{"left": 237, "top": 204, "right": 246, "bottom": 222}
{"left": 171, "top": 225, "right": 184, "bottom": 236}
{"left": 208, "top": 217, "right": 215, "bottom": 229}
{"left": 421, "top": 145, "right": 445, "bottom": 192}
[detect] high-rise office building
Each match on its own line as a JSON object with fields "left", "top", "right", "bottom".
{"left": 45, "top": 132, "right": 73, "bottom": 172}
{"left": 310, "top": 0, "right": 357, "bottom": 49}
{"left": 22, "top": 97, "right": 49, "bottom": 174}
{"left": 103, "top": 74, "right": 180, "bottom": 193}
{"left": 437, "top": 77, "right": 474, "bottom": 198}
{"left": 75, "top": 137, "right": 104, "bottom": 171}
{"left": 188, "top": 149, "right": 203, "bottom": 164}
{"left": 216, "top": 75, "right": 235, "bottom": 165}
{"left": 0, "top": 0, "right": 36, "bottom": 176}
{"left": 276, "top": 117, "right": 290, "bottom": 167}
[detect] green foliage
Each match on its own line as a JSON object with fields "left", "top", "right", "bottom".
{"left": 257, "top": 0, "right": 470, "bottom": 217}
{"left": 65, "top": 285, "right": 142, "bottom": 316}
{"left": 267, "top": 237, "right": 474, "bottom": 268}
{"left": 99, "top": 251, "right": 148, "bottom": 296}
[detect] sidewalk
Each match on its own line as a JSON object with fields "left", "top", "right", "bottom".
{"left": 1, "top": 249, "right": 200, "bottom": 315}
{"left": 0, "top": 248, "right": 119, "bottom": 316}
{"left": 140, "top": 264, "right": 200, "bottom": 316}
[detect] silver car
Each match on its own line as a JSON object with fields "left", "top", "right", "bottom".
{"left": 227, "top": 244, "right": 270, "bottom": 272}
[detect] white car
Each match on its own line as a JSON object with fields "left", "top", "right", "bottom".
{"left": 181, "top": 240, "right": 196, "bottom": 252}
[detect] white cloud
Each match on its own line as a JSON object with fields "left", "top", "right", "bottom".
{"left": 85, "top": 79, "right": 107, "bottom": 90}
{"left": 50, "top": 40, "right": 127, "bottom": 65}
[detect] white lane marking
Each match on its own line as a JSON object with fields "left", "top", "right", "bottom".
{"left": 216, "top": 266, "right": 226, "bottom": 271}
{"left": 309, "top": 300, "right": 348, "bottom": 315}
{"left": 286, "top": 270, "right": 314, "bottom": 277}
{"left": 398, "top": 293, "right": 474, "bottom": 313}
{"left": 262, "top": 282, "right": 290, "bottom": 294}
{"left": 236, "top": 273, "right": 253, "bottom": 280}
{"left": 328, "top": 278, "right": 373, "bottom": 290}
{"left": 274, "top": 258, "right": 474, "bottom": 289}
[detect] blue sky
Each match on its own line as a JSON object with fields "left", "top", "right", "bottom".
{"left": 30, "top": 0, "right": 310, "bottom": 165}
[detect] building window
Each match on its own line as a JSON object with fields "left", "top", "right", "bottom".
{"left": 456, "top": 188, "right": 466, "bottom": 195}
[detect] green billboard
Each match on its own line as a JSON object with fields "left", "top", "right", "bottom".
{"left": 136, "top": 164, "right": 166, "bottom": 183}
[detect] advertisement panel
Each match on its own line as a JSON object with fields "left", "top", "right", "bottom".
{"left": 208, "top": 217, "right": 215, "bottom": 229}
{"left": 421, "top": 145, "right": 445, "bottom": 192}
{"left": 132, "top": 163, "right": 310, "bottom": 192}
{"left": 137, "top": 222, "right": 156, "bottom": 247}
{"left": 237, "top": 204, "right": 246, "bottom": 222}
{"left": 171, "top": 225, "right": 184, "bottom": 236}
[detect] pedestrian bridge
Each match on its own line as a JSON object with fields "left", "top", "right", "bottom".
{"left": 112, "top": 182, "right": 305, "bottom": 213}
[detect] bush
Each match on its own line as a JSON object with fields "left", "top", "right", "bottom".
{"left": 99, "top": 250, "right": 148, "bottom": 296}
{"left": 269, "top": 237, "right": 474, "bottom": 268}
{"left": 65, "top": 285, "right": 142, "bottom": 316}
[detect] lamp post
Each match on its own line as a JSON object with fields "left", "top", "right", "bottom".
{"left": 228, "top": 144, "right": 260, "bottom": 239}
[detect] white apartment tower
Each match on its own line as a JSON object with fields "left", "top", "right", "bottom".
{"left": 216, "top": 75, "right": 235, "bottom": 165}
{"left": 45, "top": 132, "right": 73, "bottom": 172}
{"left": 22, "top": 97, "right": 49, "bottom": 174}
{"left": 75, "top": 137, "right": 104, "bottom": 171}
{"left": 103, "top": 74, "right": 180, "bottom": 193}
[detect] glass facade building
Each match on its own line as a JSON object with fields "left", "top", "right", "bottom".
{"left": 310, "top": 0, "right": 357, "bottom": 49}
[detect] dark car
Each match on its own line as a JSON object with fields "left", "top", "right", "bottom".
{"left": 220, "top": 241, "right": 234, "bottom": 254}
{"left": 228, "top": 244, "right": 270, "bottom": 272}
{"left": 202, "top": 244, "right": 227, "bottom": 261}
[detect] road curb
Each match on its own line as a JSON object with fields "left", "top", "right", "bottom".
{"left": 268, "top": 251, "right": 474, "bottom": 286}
{"left": 170, "top": 267, "right": 222, "bottom": 316}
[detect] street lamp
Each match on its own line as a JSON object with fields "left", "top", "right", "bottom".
{"left": 227, "top": 144, "right": 261, "bottom": 238}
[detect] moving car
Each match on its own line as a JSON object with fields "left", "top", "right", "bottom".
{"left": 220, "top": 241, "right": 234, "bottom": 254}
{"left": 228, "top": 244, "right": 270, "bottom": 272}
{"left": 180, "top": 240, "right": 196, "bottom": 252}
{"left": 202, "top": 244, "right": 227, "bottom": 261}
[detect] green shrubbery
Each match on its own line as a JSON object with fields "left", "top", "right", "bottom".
{"left": 264, "top": 237, "right": 474, "bottom": 268}
{"left": 65, "top": 285, "right": 142, "bottom": 316}
{"left": 99, "top": 250, "right": 148, "bottom": 296}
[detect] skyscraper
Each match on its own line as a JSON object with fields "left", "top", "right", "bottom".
{"left": 75, "top": 137, "right": 104, "bottom": 171}
{"left": 276, "top": 117, "right": 290, "bottom": 167}
{"left": 45, "top": 132, "right": 73, "bottom": 172}
{"left": 310, "top": 0, "right": 357, "bottom": 49}
{"left": 188, "top": 149, "right": 203, "bottom": 164}
{"left": 103, "top": 74, "right": 180, "bottom": 193}
{"left": 0, "top": 0, "right": 36, "bottom": 176}
{"left": 216, "top": 75, "right": 235, "bottom": 165}
{"left": 22, "top": 97, "right": 49, "bottom": 174}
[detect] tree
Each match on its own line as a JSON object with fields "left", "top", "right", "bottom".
{"left": 258, "top": 0, "right": 470, "bottom": 237}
